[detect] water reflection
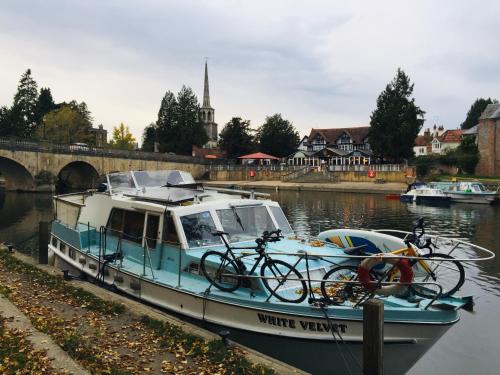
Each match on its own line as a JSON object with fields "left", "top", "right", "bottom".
{"left": 266, "top": 189, "right": 500, "bottom": 375}
{"left": 0, "top": 192, "right": 54, "bottom": 257}
{"left": 0, "top": 191, "right": 498, "bottom": 374}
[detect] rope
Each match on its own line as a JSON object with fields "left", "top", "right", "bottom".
{"left": 318, "top": 304, "right": 362, "bottom": 374}
{"left": 202, "top": 285, "right": 212, "bottom": 321}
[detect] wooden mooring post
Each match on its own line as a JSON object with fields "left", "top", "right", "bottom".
{"left": 38, "top": 221, "right": 49, "bottom": 264}
{"left": 363, "top": 299, "right": 384, "bottom": 375}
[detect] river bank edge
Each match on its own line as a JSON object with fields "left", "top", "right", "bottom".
{"left": 203, "top": 180, "right": 407, "bottom": 195}
{"left": 0, "top": 245, "right": 308, "bottom": 375}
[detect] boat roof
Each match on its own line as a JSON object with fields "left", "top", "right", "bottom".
{"left": 104, "top": 170, "right": 270, "bottom": 205}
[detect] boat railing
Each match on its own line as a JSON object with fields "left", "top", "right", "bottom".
{"left": 143, "top": 239, "right": 156, "bottom": 279}
{"left": 219, "top": 272, "right": 444, "bottom": 309}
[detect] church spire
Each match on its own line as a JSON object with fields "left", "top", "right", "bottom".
{"left": 203, "top": 60, "right": 211, "bottom": 108}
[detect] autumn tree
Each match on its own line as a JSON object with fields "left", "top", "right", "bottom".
{"left": 369, "top": 68, "right": 425, "bottom": 161}
{"left": 460, "top": 98, "right": 499, "bottom": 130}
{"left": 218, "top": 117, "right": 255, "bottom": 158}
{"left": 109, "top": 123, "right": 136, "bottom": 150}
{"left": 256, "top": 114, "right": 299, "bottom": 158}
{"left": 38, "top": 105, "right": 94, "bottom": 144}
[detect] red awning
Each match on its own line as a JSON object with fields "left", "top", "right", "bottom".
{"left": 204, "top": 155, "right": 217, "bottom": 159}
{"left": 237, "top": 152, "right": 279, "bottom": 160}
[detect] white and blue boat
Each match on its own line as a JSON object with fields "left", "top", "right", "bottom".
{"left": 429, "top": 181, "right": 498, "bottom": 205}
{"left": 48, "top": 170, "right": 494, "bottom": 374}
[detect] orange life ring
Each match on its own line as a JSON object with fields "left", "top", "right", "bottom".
{"left": 357, "top": 254, "right": 413, "bottom": 296}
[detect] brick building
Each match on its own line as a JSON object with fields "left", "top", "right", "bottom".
{"left": 476, "top": 103, "right": 500, "bottom": 176}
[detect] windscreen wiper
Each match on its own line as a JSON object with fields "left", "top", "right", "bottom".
{"left": 231, "top": 206, "right": 245, "bottom": 231}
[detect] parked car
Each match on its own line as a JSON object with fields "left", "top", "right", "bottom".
{"left": 69, "top": 143, "right": 90, "bottom": 151}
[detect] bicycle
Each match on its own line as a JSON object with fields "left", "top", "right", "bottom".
{"left": 200, "top": 229, "right": 308, "bottom": 303}
{"left": 320, "top": 219, "right": 465, "bottom": 302}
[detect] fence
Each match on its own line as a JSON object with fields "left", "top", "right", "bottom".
{"left": 0, "top": 137, "right": 215, "bottom": 165}
{"left": 328, "top": 164, "right": 406, "bottom": 172}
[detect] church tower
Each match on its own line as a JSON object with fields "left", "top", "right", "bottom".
{"left": 199, "top": 62, "right": 218, "bottom": 147}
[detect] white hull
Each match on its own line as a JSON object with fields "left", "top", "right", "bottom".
{"left": 50, "top": 244, "right": 455, "bottom": 345}
{"left": 447, "top": 193, "right": 496, "bottom": 204}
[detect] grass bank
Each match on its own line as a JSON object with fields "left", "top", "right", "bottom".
{"left": 0, "top": 246, "right": 276, "bottom": 375}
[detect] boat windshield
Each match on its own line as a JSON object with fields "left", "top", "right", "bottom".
{"left": 133, "top": 170, "right": 195, "bottom": 188}
{"left": 472, "top": 184, "right": 486, "bottom": 192}
{"left": 180, "top": 211, "right": 221, "bottom": 248}
{"left": 216, "top": 205, "right": 277, "bottom": 243}
{"left": 108, "top": 172, "right": 135, "bottom": 190}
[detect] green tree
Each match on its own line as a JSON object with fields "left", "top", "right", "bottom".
{"left": 0, "top": 106, "right": 15, "bottom": 137}
{"left": 175, "top": 86, "right": 207, "bottom": 154}
{"left": 109, "top": 123, "right": 136, "bottom": 150}
{"left": 11, "top": 69, "right": 39, "bottom": 137}
{"left": 454, "top": 136, "right": 480, "bottom": 174}
{"left": 460, "top": 98, "right": 498, "bottom": 130}
{"left": 369, "top": 68, "right": 425, "bottom": 161}
{"left": 38, "top": 105, "right": 93, "bottom": 144}
{"left": 256, "top": 114, "right": 299, "bottom": 158}
{"left": 218, "top": 117, "right": 255, "bottom": 158}
{"left": 154, "top": 86, "right": 207, "bottom": 155}
{"left": 142, "top": 123, "right": 157, "bottom": 152}
{"left": 156, "top": 91, "right": 178, "bottom": 152}
{"left": 35, "top": 87, "right": 56, "bottom": 127}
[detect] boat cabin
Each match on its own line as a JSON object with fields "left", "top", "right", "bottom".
{"left": 51, "top": 170, "right": 294, "bottom": 280}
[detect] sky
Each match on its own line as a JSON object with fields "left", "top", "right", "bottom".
{"left": 1, "top": 0, "right": 499, "bottom": 143}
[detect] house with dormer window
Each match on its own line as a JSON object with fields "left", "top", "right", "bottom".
{"left": 305, "top": 126, "right": 371, "bottom": 153}
{"left": 287, "top": 126, "right": 372, "bottom": 166}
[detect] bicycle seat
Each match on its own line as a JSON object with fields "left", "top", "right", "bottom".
{"left": 212, "top": 231, "right": 229, "bottom": 237}
{"left": 343, "top": 244, "right": 368, "bottom": 255}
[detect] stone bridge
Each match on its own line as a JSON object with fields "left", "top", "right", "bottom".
{"left": 0, "top": 138, "right": 210, "bottom": 191}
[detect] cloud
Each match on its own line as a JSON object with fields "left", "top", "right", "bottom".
{"left": 1, "top": 0, "right": 499, "bottom": 141}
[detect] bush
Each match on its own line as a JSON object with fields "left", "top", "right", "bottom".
{"left": 414, "top": 155, "right": 439, "bottom": 177}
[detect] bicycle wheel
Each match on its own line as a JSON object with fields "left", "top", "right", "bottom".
{"left": 200, "top": 251, "right": 241, "bottom": 292}
{"left": 412, "top": 253, "right": 465, "bottom": 298}
{"left": 321, "top": 265, "right": 375, "bottom": 304}
{"left": 260, "top": 259, "right": 307, "bottom": 303}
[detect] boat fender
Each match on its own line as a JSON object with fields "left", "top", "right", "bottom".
{"left": 358, "top": 254, "right": 413, "bottom": 296}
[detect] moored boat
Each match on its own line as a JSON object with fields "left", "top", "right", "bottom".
{"left": 429, "top": 181, "right": 498, "bottom": 204}
{"left": 400, "top": 186, "right": 451, "bottom": 205}
{"left": 48, "top": 170, "right": 494, "bottom": 374}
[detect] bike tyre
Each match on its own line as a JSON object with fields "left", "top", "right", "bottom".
{"left": 200, "top": 251, "right": 241, "bottom": 292}
{"left": 412, "top": 253, "right": 465, "bottom": 298}
{"left": 260, "top": 259, "right": 307, "bottom": 303}
{"left": 321, "top": 265, "right": 376, "bottom": 304}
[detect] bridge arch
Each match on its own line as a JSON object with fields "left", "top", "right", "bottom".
{"left": 57, "top": 161, "right": 100, "bottom": 192}
{"left": 0, "top": 156, "right": 35, "bottom": 191}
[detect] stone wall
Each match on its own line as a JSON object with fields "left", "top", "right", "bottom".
{"left": 476, "top": 119, "right": 500, "bottom": 176}
{"left": 210, "top": 169, "right": 409, "bottom": 183}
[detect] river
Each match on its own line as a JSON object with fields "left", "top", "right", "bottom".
{"left": 0, "top": 190, "right": 498, "bottom": 374}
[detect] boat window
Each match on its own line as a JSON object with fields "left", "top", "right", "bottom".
{"left": 269, "top": 206, "right": 293, "bottom": 234}
{"left": 108, "top": 172, "right": 135, "bottom": 190}
{"left": 216, "top": 206, "right": 276, "bottom": 242}
{"left": 472, "top": 184, "right": 485, "bottom": 192}
{"left": 107, "top": 208, "right": 145, "bottom": 244}
{"left": 145, "top": 214, "right": 160, "bottom": 249}
{"left": 133, "top": 170, "right": 195, "bottom": 187}
{"left": 180, "top": 211, "right": 221, "bottom": 248}
{"left": 122, "top": 211, "right": 145, "bottom": 244}
{"left": 108, "top": 208, "right": 124, "bottom": 234}
{"left": 163, "top": 213, "right": 179, "bottom": 244}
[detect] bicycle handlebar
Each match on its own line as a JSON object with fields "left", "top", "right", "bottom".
{"left": 405, "top": 218, "right": 437, "bottom": 252}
